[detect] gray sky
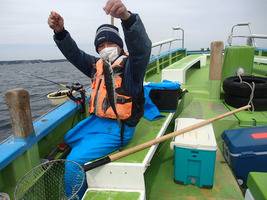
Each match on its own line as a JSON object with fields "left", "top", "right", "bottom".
{"left": 0, "top": 0, "right": 267, "bottom": 60}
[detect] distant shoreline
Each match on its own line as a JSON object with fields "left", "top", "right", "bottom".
{"left": 0, "top": 59, "right": 67, "bottom": 65}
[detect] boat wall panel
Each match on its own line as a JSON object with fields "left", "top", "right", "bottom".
{"left": 0, "top": 144, "right": 39, "bottom": 196}
{"left": 0, "top": 100, "right": 86, "bottom": 197}
{"left": 38, "top": 110, "right": 85, "bottom": 158}
{"left": 86, "top": 163, "right": 145, "bottom": 190}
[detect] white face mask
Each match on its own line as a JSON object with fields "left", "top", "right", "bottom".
{"left": 99, "top": 47, "right": 119, "bottom": 63}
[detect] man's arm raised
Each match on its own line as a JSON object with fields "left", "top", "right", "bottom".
{"left": 103, "top": 0, "right": 131, "bottom": 20}
{"left": 48, "top": 11, "right": 64, "bottom": 33}
{"left": 47, "top": 11, "right": 97, "bottom": 78}
{"left": 102, "top": 0, "right": 152, "bottom": 96}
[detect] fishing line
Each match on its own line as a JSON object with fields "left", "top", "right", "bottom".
{"left": 30, "top": 93, "right": 50, "bottom": 103}
{"left": 19, "top": 71, "right": 69, "bottom": 89}
{"left": 20, "top": 71, "right": 91, "bottom": 90}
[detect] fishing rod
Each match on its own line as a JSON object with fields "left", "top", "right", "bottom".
{"left": 20, "top": 71, "right": 69, "bottom": 89}
{"left": 20, "top": 71, "right": 87, "bottom": 112}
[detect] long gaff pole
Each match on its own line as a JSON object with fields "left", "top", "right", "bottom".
{"left": 84, "top": 104, "right": 251, "bottom": 171}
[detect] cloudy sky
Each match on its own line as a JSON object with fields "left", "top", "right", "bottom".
{"left": 0, "top": 0, "right": 267, "bottom": 60}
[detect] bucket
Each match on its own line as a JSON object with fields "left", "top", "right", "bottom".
{"left": 47, "top": 89, "right": 74, "bottom": 105}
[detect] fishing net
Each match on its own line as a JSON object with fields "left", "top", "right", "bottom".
{"left": 14, "top": 159, "right": 85, "bottom": 200}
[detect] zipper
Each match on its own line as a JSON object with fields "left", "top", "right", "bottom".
{"left": 94, "top": 77, "right": 102, "bottom": 114}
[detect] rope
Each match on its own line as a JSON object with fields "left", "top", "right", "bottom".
{"left": 238, "top": 74, "right": 255, "bottom": 112}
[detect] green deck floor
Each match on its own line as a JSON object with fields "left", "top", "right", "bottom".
{"left": 143, "top": 57, "right": 267, "bottom": 199}
{"left": 83, "top": 190, "right": 140, "bottom": 200}
{"left": 145, "top": 139, "right": 243, "bottom": 200}
{"left": 115, "top": 113, "right": 171, "bottom": 163}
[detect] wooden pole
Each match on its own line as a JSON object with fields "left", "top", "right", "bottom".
{"left": 209, "top": 41, "right": 224, "bottom": 80}
{"left": 5, "top": 88, "right": 34, "bottom": 138}
{"left": 109, "top": 105, "right": 250, "bottom": 161}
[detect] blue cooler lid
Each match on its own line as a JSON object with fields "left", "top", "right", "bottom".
{"left": 222, "top": 126, "right": 267, "bottom": 154}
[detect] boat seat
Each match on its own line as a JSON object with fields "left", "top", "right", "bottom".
{"left": 161, "top": 54, "right": 207, "bottom": 84}
{"left": 254, "top": 55, "right": 267, "bottom": 64}
{"left": 85, "top": 113, "right": 174, "bottom": 200}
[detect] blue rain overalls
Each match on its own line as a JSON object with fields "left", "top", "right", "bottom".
{"left": 64, "top": 114, "right": 135, "bottom": 198}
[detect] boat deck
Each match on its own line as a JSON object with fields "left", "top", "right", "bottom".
{"left": 145, "top": 139, "right": 243, "bottom": 200}
{"left": 83, "top": 190, "right": 141, "bottom": 200}
{"left": 115, "top": 112, "right": 172, "bottom": 163}
{"left": 142, "top": 57, "right": 267, "bottom": 199}
{"left": 143, "top": 69, "right": 243, "bottom": 199}
{"left": 83, "top": 57, "right": 263, "bottom": 199}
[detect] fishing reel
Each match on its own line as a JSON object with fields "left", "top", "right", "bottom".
{"left": 67, "top": 82, "right": 83, "bottom": 91}
{"left": 67, "top": 82, "right": 86, "bottom": 113}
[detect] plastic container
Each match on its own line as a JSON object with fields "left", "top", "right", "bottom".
{"left": 47, "top": 89, "right": 71, "bottom": 105}
{"left": 222, "top": 126, "right": 267, "bottom": 185}
{"left": 170, "top": 118, "right": 217, "bottom": 188}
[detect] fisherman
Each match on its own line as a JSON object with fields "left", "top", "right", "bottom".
{"left": 48, "top": 0, "right": 151, "bottom": 198}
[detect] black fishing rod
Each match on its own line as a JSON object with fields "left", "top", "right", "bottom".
{"left": 20, "top": 71, "right": 69, "bottom": 89}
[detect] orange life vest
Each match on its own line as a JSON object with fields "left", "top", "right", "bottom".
{"left": 89, "top": 55, "right": 134, "bottom": 121}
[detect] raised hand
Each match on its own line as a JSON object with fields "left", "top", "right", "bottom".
{"left": 48, "top": 11, "right": 64, "bottom": 33}
{"left": 103, "top": 0, "right": 130, "bottom": 20}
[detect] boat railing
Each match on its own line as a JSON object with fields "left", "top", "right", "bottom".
{"left": 147, "top": 27, "right": 185, "bottom": 75}
{"left": 228, "top": 23, "right": 267, "bottom": 47}
{"left": 152, "top": 26, "right": 184, "bottom": 54}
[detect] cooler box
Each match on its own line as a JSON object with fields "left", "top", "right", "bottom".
{"left": 222, "top": 126, "right": 267, "bottom": 186}
{"left": 170, "top": 118, "right": 217, "bottom": 188}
